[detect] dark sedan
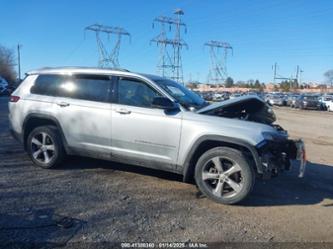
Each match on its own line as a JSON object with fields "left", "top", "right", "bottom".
{"left": 295, "top": 95, "right": 321, "bottom": 110}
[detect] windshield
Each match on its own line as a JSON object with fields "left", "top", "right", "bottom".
{"left": 154, "top": 79, "right": 207, "bottom": 110}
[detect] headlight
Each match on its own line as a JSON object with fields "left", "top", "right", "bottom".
{"left": 262, "top": 131, "right": 288, "bottom": 141}
{"left": 262, "top": 132, "right": 275, "bottom": 141}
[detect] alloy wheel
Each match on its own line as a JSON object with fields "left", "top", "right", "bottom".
{"left": 201, "top": 156, "right": 244, "bottom": 198}
{"left": 31, "top": 132, "right": 55, "bottom": 164}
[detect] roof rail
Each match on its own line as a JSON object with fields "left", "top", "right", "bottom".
{"left": 106, "top": 67, "right": 130, "bottom": 72}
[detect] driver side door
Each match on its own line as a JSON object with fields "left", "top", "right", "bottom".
{"left": 110, "top": 76, "right": 182, "bottom": 171}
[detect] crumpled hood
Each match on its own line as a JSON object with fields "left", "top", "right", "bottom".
{"left": 196, "top": 95, "right": 276, "bottom": 125}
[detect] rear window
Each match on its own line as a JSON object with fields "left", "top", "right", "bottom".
{"left": 30, "top": 74, "right": 64, "bottom": 96}
{"left": 30, "top": 74, "right": 111, "bottom": 102}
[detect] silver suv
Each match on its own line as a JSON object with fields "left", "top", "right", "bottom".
{"left": 8, "top": 67, "right": 306, "bottom": 204}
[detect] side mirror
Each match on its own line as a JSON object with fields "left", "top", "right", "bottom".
{"left": 152, "top": 97, "right": 179, "bottom": 111}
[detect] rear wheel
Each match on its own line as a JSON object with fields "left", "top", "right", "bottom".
{"left": 27, "top": 126, "right": 65, "bottom": 169}
{"left": 195, "top": 147, "right": 255, "bottom": 205}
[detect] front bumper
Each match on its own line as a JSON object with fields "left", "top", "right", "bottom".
{"left": 258, "top": 139, "right": 306, "bottom": 179}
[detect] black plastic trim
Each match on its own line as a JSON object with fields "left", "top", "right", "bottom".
{"left": 22, "top": 113, "right": 70, "bottom": 153}
{"left": 182, "top": 135, "right": 262, "bottom": 182}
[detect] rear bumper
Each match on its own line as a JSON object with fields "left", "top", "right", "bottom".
{"left": 9, "top": 128, "right": 23, "bottom": 144}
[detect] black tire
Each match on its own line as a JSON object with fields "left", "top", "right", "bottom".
{"left": 26, "top": 126, "right": 65, "bottom": 169}
{"left": 194, "top": 147, "right": 255, "bottom": 205}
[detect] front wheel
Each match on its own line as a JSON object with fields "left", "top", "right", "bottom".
{"left": 27, "top": 126, "right": 65, "bottom": 169}
{"left": 195, "top": 147, "right": 255, "bottom": 205}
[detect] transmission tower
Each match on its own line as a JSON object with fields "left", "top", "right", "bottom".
{"left": 272, "top": 63, "right": 303, "bottom": 87}
{"left": 85, "top": 24, "right": 130, "bottom": 68}
{"left": 204, "top": 40, "right": 233, "bottom": 84}
{"left": 151, "top": 9, "right": 188, "bottom": 83}
{"left": 150, "top": 19, "right": 174, "bottom": 78}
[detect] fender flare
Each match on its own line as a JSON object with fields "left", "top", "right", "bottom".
{"left": 22, "top": 113, "right": 70, "bottom": 152}
{"left": 182, "top": 135, "right": 263, "bottom": 182}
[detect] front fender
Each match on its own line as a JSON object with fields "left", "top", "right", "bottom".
{"left": 181, "top": 135, "right": 262, "bottom": 183}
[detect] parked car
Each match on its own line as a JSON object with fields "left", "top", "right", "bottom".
{"left": 8, "top": 67, "right": 306, "bottom": 205}
{"left": 295, "top": 95, "right": 321, "bottom": 110}
{"left": 0, "top": 77, "right": 9, "bottom": 96}
{"left": 318, "top": 95, "right": 333, "bottom": 111}
{"left": 229, "top": 93, "right": 242, "bottom": 99}
{"left": 201, "top": 91, "right": 214, "bottom": 101}
{"left": 287, "top": 94, "right": 300, "bottom": 108}
{"left": 328, "top": 101, "right": 333, "bottom": 112}
{"left": 267, "top": 94, "right": 286, "bottom": 106}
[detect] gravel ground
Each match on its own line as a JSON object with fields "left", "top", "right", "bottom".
{"left": 1, "top": 96, "right": 333, "bottom": 247}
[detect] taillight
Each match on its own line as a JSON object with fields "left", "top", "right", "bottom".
{"left": 10, "top": 95, "right": 20, "bottom": 102}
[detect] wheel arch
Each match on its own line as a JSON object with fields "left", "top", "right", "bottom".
{"left": 22, "top": 113, "right": 69, "bottom": 152}
{"left": 182, "top": 135, "right": 262, "bottom": 183}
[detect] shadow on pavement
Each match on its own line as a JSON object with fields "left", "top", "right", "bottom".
{"left": 58, "top": 156, "right": 184, "bottom": 182}
{"left": 243, "top": 161, "right": 333, "bottom": 206}
{"left": 58, "top": 156, "right": 333, "bottom": 207}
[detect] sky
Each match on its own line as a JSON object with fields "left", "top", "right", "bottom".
{"left": 1, "top": 0, "right": 333, "bottom": 83}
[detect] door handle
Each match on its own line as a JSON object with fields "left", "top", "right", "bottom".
{"left": 115, "top": 108, "right": 131, "bottom": 114}
{"left": 57, "top": 102, "right": 70, "bottom": 107}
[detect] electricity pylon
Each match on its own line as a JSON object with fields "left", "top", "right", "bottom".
{"left": 204, "top": 40, "right": 233, "bottom": 84}
{"left": 272, "top": 63, "right": 302, "bottom": 87}
{"left": 151, "top": 9, "right": 188, "bottom": 84}
{"left": 85, "top": 24, "right": 130, "bottom": 68}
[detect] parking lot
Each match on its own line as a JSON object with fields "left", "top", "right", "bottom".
{"left": 1, "top": 96, "right": 333, "bottom": 245}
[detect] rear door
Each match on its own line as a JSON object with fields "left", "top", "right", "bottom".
{"left": 53, "top": 74, "right": 113, "bottom": 157}
{"left": 110, "top": 76, "right": 182, "bottom": 170}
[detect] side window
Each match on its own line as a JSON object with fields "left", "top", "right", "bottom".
{"left": 117, "top": 77, "right": 161, "bottom": 108}
{"left": 30, "top": 74, "right": 65, "bottom": 96}
{"left": 58, "top": 74, "right": 110, "bottom": 102}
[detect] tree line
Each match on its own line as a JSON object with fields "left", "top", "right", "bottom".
{"left": 0, "top": 44, "right": 17, "bottom": 84}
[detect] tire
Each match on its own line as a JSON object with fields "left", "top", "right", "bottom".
{"left": 194, "top": 147, "right": 255, "bottom": 205}
{"left": 26, "top": 126, "right": 65, "bottom": 169}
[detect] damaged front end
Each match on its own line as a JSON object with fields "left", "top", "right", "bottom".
{"left": 197, "top": 96, "right": 307, "bottom": 178}
{"left": 257, "top": 137, "right": 306, "bottom": 179}
{"left": 196, "top": 95, "right": 276, "bottom": 125}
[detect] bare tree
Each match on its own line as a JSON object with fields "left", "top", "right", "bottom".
{"left": 324, "top": 69, "right": 333, "bottom": 87}
{"left": 0, "top": 45, "right": 17, "bottom": 84}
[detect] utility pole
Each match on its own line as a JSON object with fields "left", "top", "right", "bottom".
{"left": 17, "top": 44, "right": 22, "bottom": 80}
{"left": 272, "top": 62, "right": 277, "bottom": 84}
{"left": 85, "top": 24, "right": 130, "bottom": 68}
{"left": 204, "top": 40, "right": 233, "bottom": 84}
{"left": 295, "top": 65, "right": 300, "bottom": 88}
{"left": 151, "top": 9, "right": 188, "bottom": 84}
{"left": 299, "top": 68, "right": 304, "bottom": 86}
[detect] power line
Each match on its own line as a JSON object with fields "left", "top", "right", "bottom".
{"left": 84, "top": 24, "right": 131, "bottom": 68}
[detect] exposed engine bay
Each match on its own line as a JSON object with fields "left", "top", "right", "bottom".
{"left": 196, "top": 96, "right": 276, "bottom": 125}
